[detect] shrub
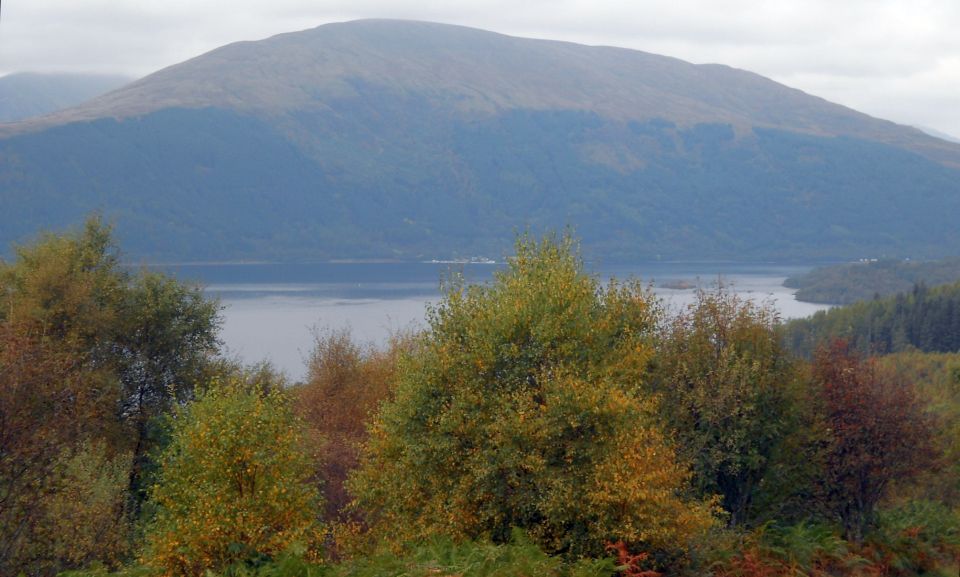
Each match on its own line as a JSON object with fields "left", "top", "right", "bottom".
{"left": 332, "top": 532, "right": 615, "bottom": 577}
{"left": 142, "top": 380, "right": 324, "bottom": 576}
{"left": 865, "top": 501, "right": 960, "bottom": 576}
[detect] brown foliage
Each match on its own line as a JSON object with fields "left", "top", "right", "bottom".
{"left": 0, "top": 218, "right": 221, "bottom": 575}
{"left": 0, "top": 322, "right": 124, "bottom": 575}
{"left": 295, "top": 327, "right": 411, "bottom": 520}
{"left": 813, "top": 340, "right": 938, "bottom": 543}
{"left": 875, "top": 351, "right": 960, "bottom": 506}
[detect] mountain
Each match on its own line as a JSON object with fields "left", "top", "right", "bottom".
{"left": 0, "top": 72, "right": 132, "bottom": 123}
{"left": 919, "top": 126, "right": 960, "bottom": 144}
{"left": 2, "top": 19, "right": 959, "bottom": 262}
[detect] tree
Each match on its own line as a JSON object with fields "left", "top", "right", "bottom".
{"left": 812, "top": 340, "right": 938, "bottom": 542}
{"left": 0, "top": 220, "right": 128, "bottom": 575}
{"left": 295, "top": 327, "right": 410, "bottom": 521}
{"left": 0, "top": 217, "right": 221, "bottom": 574}
{"left": 875, "top": 352, "right": 960, "bottom": 507}
{"left": 348, "top": 234, "right": 715, "bottom": 558}
{"left": 653, "top": 288, "right": 803, "bottom": 527}
{"left": 112, "top": 270, "right": 222, "bottom": 513}
{"left": 0, "top": 323, "right": 121, "bottom": 576}
{"left": 143, "top": 380, "right": 324, "bottom": 576}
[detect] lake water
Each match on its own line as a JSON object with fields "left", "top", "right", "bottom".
{"left": 156, "top": 262, "right": 831, "bottom": 382}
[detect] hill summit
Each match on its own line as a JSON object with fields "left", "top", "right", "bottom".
{"left": 2, "top": 20, "right": 959, "bottom": 261}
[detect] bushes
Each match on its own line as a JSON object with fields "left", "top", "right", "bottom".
{"left": 334, "top": 533, "right": 615, "bottom": 577}
{"left": 711, "top": 506, "right": 960, "bottom": 577}
{"left": 39, "top": 441, "right": 132, "bottom": 571}
{"left": 65, "top": 535, "right": 616, "bottom": 577}
{"left": 866, "top": 501, "right": 960, "bottom": 576}
{"left": 714, "top": 523, "right": 854, "bottom": 577}
{"left": 142, "top": 381, "right": 324, "bottom": 576}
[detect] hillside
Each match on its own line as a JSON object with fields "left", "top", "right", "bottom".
{"left": 783, "top": 281, "right": 960, "bottom": 358}
{"left": 0, "top": 72, "right": 131, "bottom": 122}
{"left": 785, "top": 257, "right": 960, "bottom": 304}
{"left": 2, "top": 20, "right": 960, "bottom": 262}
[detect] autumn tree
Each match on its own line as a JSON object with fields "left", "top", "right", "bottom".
{"left": 295, "top": 327, "right": 411, "bottom": 520}
{"left": 0, "top": 217, "right": 221, "bottom": 574}
{"left": 0, "top": 221, "right": 129, "bottom": 575}
{"left": 0, "top": 323, "right": 122, "bottom": 576}
{"left": 876, "top": 352, "right": 960, "bottom": 506}
{"left": 652, "top": 288, "right": 804, "bottom": 527}
{"left": 813, "top": 340, "right": 938, "bottom": 543}
{"left": 348, "top": 234, "right": 715, "bottom": 559}
{"left": 143, "top": 379, "right": 324, "bottom": 576}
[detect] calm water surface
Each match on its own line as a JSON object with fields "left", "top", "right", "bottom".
{"left": 157, "top": 262, "right": 830, "bottom": 381}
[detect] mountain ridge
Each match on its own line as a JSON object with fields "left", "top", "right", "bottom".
{"left": 5, "top": 20, "right": 956, "bottom": 165}
{"left": 1, "top": 19, "right": 959, "bottom": 262}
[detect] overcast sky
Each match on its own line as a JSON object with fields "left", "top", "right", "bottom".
{"left": 2, "top": 0, "right": 958, "bottom": 137}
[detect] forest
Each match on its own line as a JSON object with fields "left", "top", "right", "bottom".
{"left": 784, "top": 258, "right": 960, "bottom": 304}
{"left": 1, "top": 219, "right": 958, "bottom": 577}
{"left": 784, "top": 281, "right": 960, "bottom": 357}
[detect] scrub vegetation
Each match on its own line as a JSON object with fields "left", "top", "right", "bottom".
{"left": 3, "top": 220, "right": 958, "bottom": 577}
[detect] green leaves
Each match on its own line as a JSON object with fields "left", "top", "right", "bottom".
{"left": 0, "top": 216, "right": 223, "bottom": 575}
{"left": 144, "top": 380, "right": 324, "bottom": 575}
{"left": 349, "top": 234, "right": 714, "bottom": 558}
{"left": 653, "top": 288, "right": 802, "bottom": 527}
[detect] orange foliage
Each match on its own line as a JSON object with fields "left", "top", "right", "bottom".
{"left": 606, "top": 541, "right": 662, "bottom": 577}
{"left": 296, "top": 327, "right": 411, "bottom": 520}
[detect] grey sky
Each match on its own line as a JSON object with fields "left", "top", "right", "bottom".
{"left": 2, "top": 1, "right": 958, "bottom": 137}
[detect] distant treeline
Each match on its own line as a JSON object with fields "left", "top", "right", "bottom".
{"left": 784, "top": 281, "right": 960, "bottom": 357}
{"left": 785, "top": 257, "right": 960, "bottom": 304}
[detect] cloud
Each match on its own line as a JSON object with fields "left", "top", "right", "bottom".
{"left": 1, "top": 0, "right": 958, "bottom": 136}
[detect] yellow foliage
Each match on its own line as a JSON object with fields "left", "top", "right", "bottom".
{"left": 142, "top": 380, "right": 324, "bottom": 576}
{"left": 42, "top": 441, "right": 132, "bottom": 569}
{"left": 348, "top": 234, "right": 715, "bottom": 559}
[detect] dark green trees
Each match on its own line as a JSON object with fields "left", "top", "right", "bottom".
{"left": 784, "top": 281, "right": 960, "bottom": 357}
{"left": 653, "top": 289, "right": 803, "bottom": 527}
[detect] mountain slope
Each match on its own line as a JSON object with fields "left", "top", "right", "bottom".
{"left": 1, "top": 20, "right": 959, "bottom": 262}
{"left": 0, "top": 72, "right": 131, "bottom": 122}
